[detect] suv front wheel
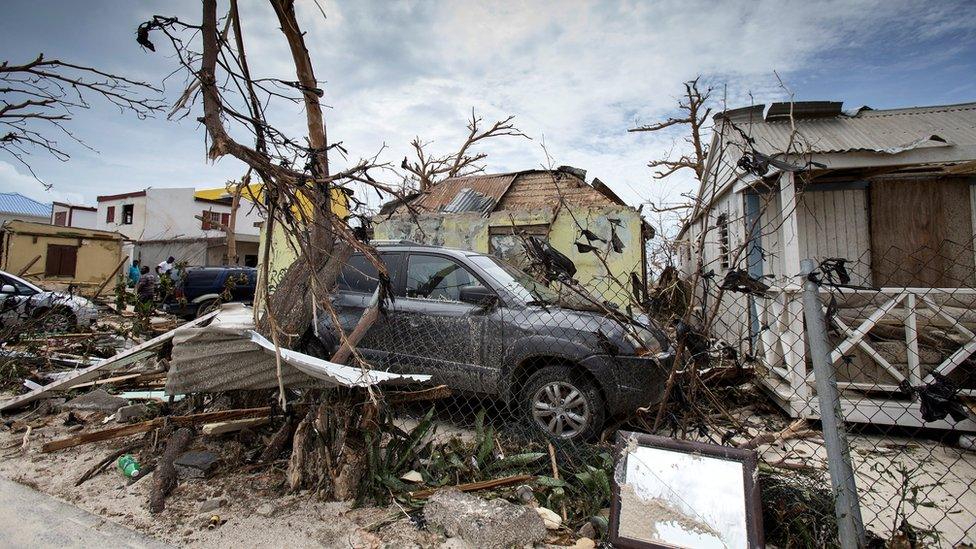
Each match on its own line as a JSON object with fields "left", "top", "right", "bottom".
{"left": 522, "top": 365, "right": 605, "bottom": 440}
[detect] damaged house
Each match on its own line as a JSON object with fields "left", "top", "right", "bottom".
{"left": 96, "top": 187, "right": 263, "bottom": 268}
{"left": 375, "top": 167, "right": 654, "bottom": 304}
{"left": 679, "top": 100, "right": 976, "bottom": 430}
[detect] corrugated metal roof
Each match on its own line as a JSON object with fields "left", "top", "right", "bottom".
{"left": 0, "top": 192, "right": 52, "bottom": 217}
{"left": 409, "top": 173, "right": 518, "bottom": 212}
{"left": 441, "top": 187, "right": 497, "bottom": 214}
{"left": 725, "top": 102, "right": 976, "bottom": 155}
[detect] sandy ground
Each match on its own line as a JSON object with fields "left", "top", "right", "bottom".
{"left": 0, "top": 410, "right": 442, "bottom": 548}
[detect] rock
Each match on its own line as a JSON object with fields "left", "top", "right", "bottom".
{"left": 535, "top": 507, "right": 562, "bottom": 530}
{"left": 174, "top": 451, "right": 220, "bottom": 479}
{"left": 424, "top": 489, "right": 546, "bottom": 547}
{"left": 401, "top": 470, "right": 424, "bottom": 483}
{"left": 574, "top": 538, "right": 596, "bottom": 549}
{"left": 577, "top": 521, "right": 596, "bottom": 539}
{"left": 59, "top": 389, "right": 128, "bottom": 414}
{"left": 439, "top": 538, "right": 474, "bottom": 549}
{"left": 199, "top": 497, "right": 227, "bottom": 514}
{"left": 515, "top": 484, "right": 537, "bottom": 506}
{"left": 116, "top": 403, "right": 151, "bottom": 423}
{"left": 254, "top": 503, "right": 275, "bottom": 517}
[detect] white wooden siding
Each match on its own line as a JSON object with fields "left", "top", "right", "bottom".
{"left": 796, "top": 189, "right": 872, "bottom": 286}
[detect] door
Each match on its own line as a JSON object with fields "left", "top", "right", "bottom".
{"left": 323, "top": 252, "right": 403, "bottom": 365}
{"left": 390, "top": 253, "right": 502, "bottom": 394}
{"left": 870, "top": 177, "right": 975, "bottom": 287}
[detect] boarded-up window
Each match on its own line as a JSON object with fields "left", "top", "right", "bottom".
{"left": 45, "top": 244, "right": 78, "bottom": 277}
{"left": 122, "top": 204, "right": 134, "bottom": 225}
{"left": 870, "top": 177, "right": 975, "bottom": 287}
{"left": 54, "top": 211, "right": 67, "bottom": 226}
{"left": 106, "top": 206, "right": 115, "bottom": 223}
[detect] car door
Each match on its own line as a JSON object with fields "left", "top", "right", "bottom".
{"left": 391, "top": 253, "right": 502, "bottom": 394}
{"left": 322, "top": 252, "right": 403, "bottom": 366}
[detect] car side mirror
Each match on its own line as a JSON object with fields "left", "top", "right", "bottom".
{"left": 0, "top": 284, "right": 15, "bottom": 295}
{"left": 459, "top": 285, "right": 497, "bottom": 307}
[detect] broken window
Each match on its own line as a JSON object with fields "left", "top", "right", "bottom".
{"left": 717, "top": 213, "right": 730, "bottom": 270}
{"left": 338, "top": 253, "right": 402, "bottom": 294}
{"left": 106, "top": 206, "right": 115, "bottom": 223}
{"left": 45, "top": 244, "right": 78, "bottom": 277}
{"left": 488, "top": 224, "right": 550, "bottom": 268}
{"left": 122, "top": 204, "right": 134, "bottom": 225}
{"left": 406, "top": 254, "right": 483, "bottom": 301}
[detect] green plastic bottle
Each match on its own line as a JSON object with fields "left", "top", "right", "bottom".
{"left": 116, "top": 455, "right": 141, "bottom": 478}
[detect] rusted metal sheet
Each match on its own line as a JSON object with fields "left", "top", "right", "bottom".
{"left": 411, "top": 173, "right": 517, "bottom": 212}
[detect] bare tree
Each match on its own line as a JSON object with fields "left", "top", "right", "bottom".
{"left": 629, "top": 76, "right": 712, "bottom": 181}
{"left": 401, "top": 108, "right": 529, "bottom": 191}
{"left": 0, "top": 54, "right": 163, "bottom": 186}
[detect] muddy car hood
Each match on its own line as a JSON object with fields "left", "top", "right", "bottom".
{"left": 508, "top": 304, "right": 668, "bottom": 355}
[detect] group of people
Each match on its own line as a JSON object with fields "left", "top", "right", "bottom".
{"left": 128, "top": 256, "right": 178, "bottom": 302}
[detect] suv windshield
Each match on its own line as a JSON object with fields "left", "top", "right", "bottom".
{"left": 468, "top": 255, "right": 560, "bottom": 305}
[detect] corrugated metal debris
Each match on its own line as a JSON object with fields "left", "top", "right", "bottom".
{"left": 165, "top": 303, "right": 429, "bottom": 394}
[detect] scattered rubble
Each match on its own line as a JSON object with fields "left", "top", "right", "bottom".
{"left": 59, "top": 389, "right": 128, "bottom": 414}
{"left": 424, "top": 488, "right": 548, "bottom": 547}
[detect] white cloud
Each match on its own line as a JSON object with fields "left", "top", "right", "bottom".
{"left": 0, "top": 161, "right": 85, "bottom": 204}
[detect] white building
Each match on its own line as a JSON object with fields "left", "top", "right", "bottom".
{"left": 96, "top": 187, "right": 262, "bottom": 268}
{"left": 51, "top": 201, "right": 97, "bottom": 229}
{"left": 679, "top": 100, "right": 976, "bottom": 431}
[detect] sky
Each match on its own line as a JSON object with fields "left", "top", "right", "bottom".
{"left": 2, "top": 0, "right": 976, "bottom": 222}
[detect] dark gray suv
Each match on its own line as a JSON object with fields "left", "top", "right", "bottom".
{"left": 316, "top": 242, "right": 673, "bottom": 440}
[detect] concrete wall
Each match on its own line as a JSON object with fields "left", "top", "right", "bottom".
{"left": 374, "top": 205, "right": 646, "bottom": 305}
{"left": 0, "top": 213, "right": 48, "bottom": 226}
{"left": 97, "top": 188, "right": 262, "bottom": 242}
{"left": 0, "top": 220, "right": 123, "bottom": 287}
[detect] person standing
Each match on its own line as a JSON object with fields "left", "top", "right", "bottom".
{"left": 128, "top": 260, "right": 141, "bottom": 287}
{"left": 157, "top": 256, "right": 176, "bottom": 276}
{"left": 135, "top": 266, "right": 158, "bottom": 302}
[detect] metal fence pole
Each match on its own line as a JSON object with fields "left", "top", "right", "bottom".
{"left": 800, "top": 258, "right": 867, "bottom": 549}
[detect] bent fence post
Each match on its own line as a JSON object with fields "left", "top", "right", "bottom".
{"left": 800, "top": 258, "right": 867, "bottom": 549}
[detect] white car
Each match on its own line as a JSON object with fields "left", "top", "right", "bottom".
{"left": 0, "top": 270, "right": 98, "bottom": 334}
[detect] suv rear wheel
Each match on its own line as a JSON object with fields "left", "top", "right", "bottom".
{"left": 521, "top": 365, "right": 605, "bottom": 440}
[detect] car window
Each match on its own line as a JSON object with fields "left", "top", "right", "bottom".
{"left": 337, "top": 253, "right": 399, "bottom": 294}
{"left": 0, "top": 274, "right": 35, "bottom": 296}
{"left": 405, "top": 254, "right": 484, "bottom": 301}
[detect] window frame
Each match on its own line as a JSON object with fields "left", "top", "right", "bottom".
{"left": 403, "top": 252, "right": 492, "bottom": 303}
{"left": 121, "top": 204, "right": 134, "bottom": 225}
{"left": 106, "top": 206, "right": 115, "bottom": 223}
{"left": 44, "top": 244, "right": 78, "bottom": 277}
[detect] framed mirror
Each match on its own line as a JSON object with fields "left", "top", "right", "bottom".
{"left": 609, "top": 431, "right": 763, "bottom": 549}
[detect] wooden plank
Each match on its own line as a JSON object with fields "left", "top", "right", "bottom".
{"left": 15, "top": 255, "right": 41, "bottom": 276}
{"left": 0, "top": 311, "right": 219, "bottom": 411}
{"left": 779, "top": 172, "right": 802, "bottom": 285}
{"left": 829, "top": 294, "right": 904, "bottom": 363}
{"left": 408, "top": 474, "right": 535, "bottom": 499}
{"left": 91, "top": 257, "right": 128, "bottom": 298}
{"left": 201, "top": 417, "right": 270, "bottom": 436}
{"left": 42, "top": 406, "right": 271, "bottom": 452}
{"left": 830, "top": 313, "right": 906, "bottom": 383}
{"left": 904, "top": 294, "right": 922, "bottom": 387}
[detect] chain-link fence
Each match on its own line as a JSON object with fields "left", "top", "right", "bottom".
{"left": 697, "top": 238, "right": 976, "bottom": 547}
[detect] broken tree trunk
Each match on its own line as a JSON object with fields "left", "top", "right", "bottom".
{"left": 150, "top": 427, "right": 193, "bottom": 513}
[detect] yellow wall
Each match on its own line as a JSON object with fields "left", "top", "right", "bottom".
{"left": 0, "top": 220, "right": 124, "bottom": 288}
{"left": 254, "top": 187, "right": 350, "bottom": 307}
{"left": 374, "top": 205, "right": 646, "bottom": 306}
